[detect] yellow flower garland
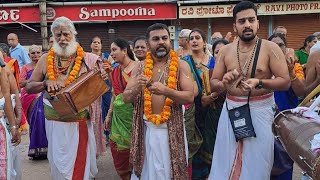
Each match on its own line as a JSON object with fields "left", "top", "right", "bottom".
{"left": 47, "top": 45, "right": 85, "bottom": 86}
{"left": 144, "top": 50, "right": 179, "bottom": 125}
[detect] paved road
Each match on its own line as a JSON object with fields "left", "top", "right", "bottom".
{"left": 19, "top": 134, "right": 304, "bottom": 180}
{"left": 19, "top": 134, "right": 119, "bottom": 180}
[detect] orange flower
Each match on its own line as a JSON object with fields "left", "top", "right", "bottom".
{"left": 49, "top": 75, "right": 55, "bottom": 80}
{"left": 47, "top": 45, "right": 84, "bottom": 85}
{"left": 168, "top": 77, "right": 176, "bottom": 84}
{"left": 169, "top": 71, "right": 176, "bottom": 77}
{"left": 170, "top": 61, "right": 178, "bottom": 68}
{"left": 169, "top": 66, "right": 177, "bottom": 72}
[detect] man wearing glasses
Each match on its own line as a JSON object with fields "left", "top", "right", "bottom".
{"left": 176, "top": 29, "right": 192, "bottom": 58}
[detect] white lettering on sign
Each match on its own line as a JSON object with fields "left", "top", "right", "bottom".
{"left": 0, "top": 9, "right": 20, "bottom": 21}
{"left": 79, "top": 7, "right": 156, "bottom": 20}
{"left": 179, "top": 1, "right": 320, "bottom": 18}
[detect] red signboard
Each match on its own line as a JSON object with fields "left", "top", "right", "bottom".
{"left": 0, "top": 3, "right": 177, "bottom": 24}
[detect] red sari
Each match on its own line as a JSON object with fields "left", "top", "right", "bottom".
{"left": 110, "top": 66, "right": 132, "bottom": 179}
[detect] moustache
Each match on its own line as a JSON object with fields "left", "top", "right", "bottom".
{"left": 156, "top": 45, "right": 167, "bottom": 51}
{"left": 243, "top": 29, "right": 253, "bottom": 33}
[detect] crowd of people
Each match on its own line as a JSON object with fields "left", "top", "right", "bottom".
{"left": 0, "top": 1, "right": 320, "bottom": 180}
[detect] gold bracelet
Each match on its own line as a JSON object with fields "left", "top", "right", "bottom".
{"left": 290, "top": 75, "right": 297, "bottom": 82}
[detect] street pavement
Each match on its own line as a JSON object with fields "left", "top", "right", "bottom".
{"left": 19, "top": 134, "right": 120, "bottom": 180}
{"left": 19, "top": 133, "right": 304, "bottom": 180}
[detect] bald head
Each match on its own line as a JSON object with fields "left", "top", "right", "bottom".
{"left": 273, "top": 26, "right": 287, "bottom": 38}
{"left": 7, "top": 33, "right": 19, "bottom": 48}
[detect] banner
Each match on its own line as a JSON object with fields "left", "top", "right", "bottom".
{"left": 0, "top": 3, "right": 177, "bottom": 24}
{"left": 179, "top": 1, "right": 320, "bottom": 18}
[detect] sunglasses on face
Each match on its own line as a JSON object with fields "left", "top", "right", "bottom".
{"left": 31, "top": 51, "right": 41, "bottom": 55}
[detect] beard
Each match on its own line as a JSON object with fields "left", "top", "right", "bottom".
{"left": 150, "top": 45, "right": 170, "bottom": 58}
{"left": 52, "top": 40, "right": 78, "bottom": 57}
{"left": 239, "top": 28, "right": 256, "bottom": 42}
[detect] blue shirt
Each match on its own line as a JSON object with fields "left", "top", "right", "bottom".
{"left": 274, "top": 87, "right": 299, "bottom": 111}
{"left": 9, "top": 43, "right": 31, "bottom": 68}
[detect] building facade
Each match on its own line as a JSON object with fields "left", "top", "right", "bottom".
{"left": 0, "top": 1, "right": 177, "bottom": 51}
{"left": 178, "top": 1, "right": 320, "bottom": 50}
{"left": 0, "top": 1, "right": 319, "bottom": 51}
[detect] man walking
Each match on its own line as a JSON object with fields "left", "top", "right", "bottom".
{"left": 123, "top": 23, "right": 194, "bottom": 180}
{"left": 208, "top": 1, "right": 290, "bottom": 179}
{"left": 25, "top": 16, "right": 108, "bottom": 179}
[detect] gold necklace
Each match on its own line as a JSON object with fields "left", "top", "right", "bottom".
{"left": 122, "top": 60, "right": 132, "bottom": 74}
{"left": 154, "top": 61, "right": 168, "bottom": 73}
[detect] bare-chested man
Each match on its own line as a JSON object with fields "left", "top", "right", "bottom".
{"left": 0, "top": 52, "right": 22, "bottom": 180}
{"left": 304, "top": 50, "right": 320, "bottom": 96}
{"left": 208, "top": 1, "right": 290, "bottom": 179}
{"left": 123, "top": 23, "right": 194, "bottom": 180}
{"left": 25, "top": 16, "right": 108, "bottom": 179}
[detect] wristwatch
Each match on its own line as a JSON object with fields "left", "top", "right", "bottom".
{"left": 256, "top": 79, "right": 263, "bottom": 89}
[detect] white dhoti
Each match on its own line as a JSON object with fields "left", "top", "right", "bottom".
{"left": 0, "top": 95, "right": 21, "bottom": 180}
{"left": 131, "top": 117, "right": 188, "bottom": 180}
{"left": 208, "top": 93, "right": 276, "bottom": 180}
{"left": 44, "top": 99, "right": 98, "bottom": 180}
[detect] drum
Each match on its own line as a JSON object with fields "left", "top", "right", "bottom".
{"left": 49, "top": 68, "right": 109, "bottom": 117}
{"left": 273, "top": 110, "right": 320, "bottom": 179}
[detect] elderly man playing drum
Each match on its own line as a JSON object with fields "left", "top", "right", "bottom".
{"left": 26, "top": 16, "right": 109, "bottom": 179}
{"left": 208, "top": 1, "right": 290, "bottom": 179}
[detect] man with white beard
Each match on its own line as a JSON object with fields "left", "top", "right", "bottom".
{"left": 26, "top": 16, "right": 108, "bottom": 179}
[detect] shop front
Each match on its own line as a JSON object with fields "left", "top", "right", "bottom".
{"left": 178, "top": 1, "right": 320, "bottom": 49}
{"left": 0, "top": 2, "right": 177, "bottom": 51}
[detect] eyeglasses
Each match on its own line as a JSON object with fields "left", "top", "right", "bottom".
{"left": 276, "top": 42, "right": 285, "bottom": 47}
{"left": 31, "top": 51, "right": 41, "bottom": 54}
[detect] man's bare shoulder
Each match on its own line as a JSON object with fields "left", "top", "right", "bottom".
{"left": 3, "top": 66, "right": 11, "bottom": 76}
{"left": 177, "top": 59, "right": 192, "bottom": 79}
{"left": 306, "top": 50, "right": 320, "bottom": 67}
{"left": 38, "top": 53, "right": 48, "bottom": 65}
{"left": 220, "top": 42, "right": 235, "bottom": 54}
{"left": 262, "top": 39, "right": 278, "bottom": 49}
{"left": 131, "top": 61, "right": 144, "bottom": 77}
{"left": 178, "top": 59, "right": 190, "bottom": 69}
{"left": 309, "top": 49, "right": 320, "bottom": 59}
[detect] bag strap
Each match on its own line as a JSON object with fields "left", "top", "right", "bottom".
{"left": 247, "top": 38, "right": 262, "bottom": 103}
{"left": 250, "top": 39, "right": 262, "bottom": 79}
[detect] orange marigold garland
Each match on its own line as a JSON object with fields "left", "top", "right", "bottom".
{"left": 144, "top": 50, "right": 178, "bottom": 125}
{"left": 47, "top": 45, "right": 85, "bottom": 86}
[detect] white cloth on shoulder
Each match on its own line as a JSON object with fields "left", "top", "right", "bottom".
{"left": 43, "top": 99, "right": 98, "bottom": 180}
{"left": 131, "top": 116, "right": 188, "bottom": 180}
{"left": 0, "top": 94, "right": 22, "bottom": 180}
{"left": 208, "top": 94, "right": 275, "bottom": 180}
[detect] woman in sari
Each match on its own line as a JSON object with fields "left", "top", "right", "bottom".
{"left": 104, "top": 38, "right": 136, "bottom": 180}
{"left": 19, "top": 45, "right": 47, "bottom": 159}
{"left": 183, "top": 28, "right": 226, "bottom": 179}
{"left": 90, "top": 36, "right": 112, "bottom": 155}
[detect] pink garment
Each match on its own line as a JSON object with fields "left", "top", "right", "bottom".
{"left": 0, "top": 122, "right": 8, "bottom": 179}
{"left": 82, "top": 53, "right": 106, "bottom": 156}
